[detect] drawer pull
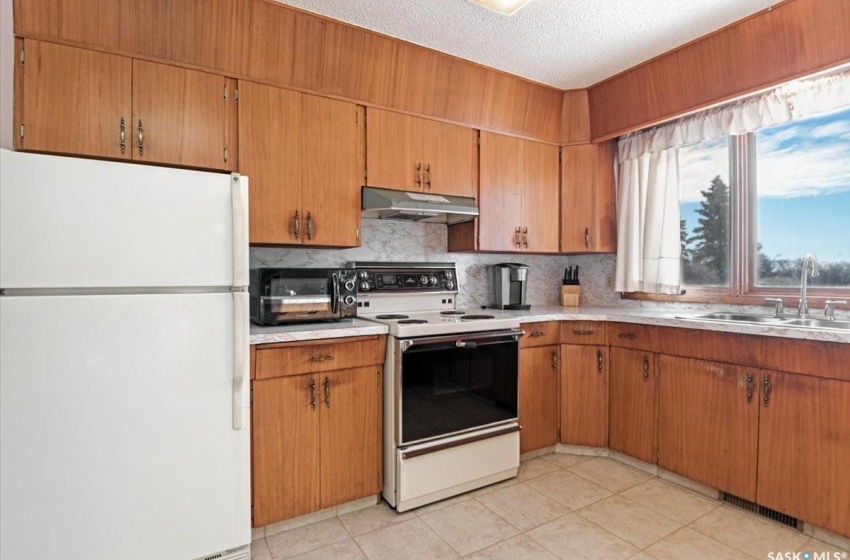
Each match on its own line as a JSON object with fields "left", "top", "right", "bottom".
{"left": 597, "top": 349, "right": 603, "bottom": 373}
{"left": 573, "top": 328, "right": 595, "bottom": 335}
{"left": 642, "top": 356, "right": 650, "bottom": 380}
{"left": 746, "top": 373, "right": 753, "bottom": 403}
{"left": 618, "top": 333, "right": 638, "bottom": 340}
{"left": 324, "top": 377, "right": 331, "bottom": 408}
{"left": 551, "top": 350, "right": 558, "bottom": 371}
{"left": 309, "top": 378, "right": 317, "bottom": 410}
{"left": 310, "top": 354, "right": 334, "bottom": 362}
{"left": 763, "top": 374, "right": 771, "bottom": 406}
{"left": 531, "top": 330, "right": 545, "bottom": 338}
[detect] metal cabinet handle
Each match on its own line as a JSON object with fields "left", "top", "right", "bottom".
{"left": 746, "top": 373, "right": 754, "bottom": 403}
{"left": 515, "top": 227, "right": 521, "bottom": 248}
{"left": 293, "top": 211, "right": 301, "bottom": 239}
{"left": 309, "top": 378, "right": 317, "bottom": 410}
{"left": 306, "top": 211, "right": 314, "bottom": 240}
{"left": 618, "top": 332, "right": 638, "bottom": 340}
{"left": 323, "top": 377, "right": 331, "bottom": 408}
{"left": 119, "top": 117, "right": 126, "bottom": 153}
{"left": 137, "top": 119, "right": 144, "bottom": 156}
{"left": 642, "top": 356, "right": 649, "bottom": 380}
{"left": 522, "top": 227, "right": 529, "bottom": 248}
{"left": 530, "top": 330, "right": 545, "bottom": 338}
{"left": 425, "top": 163, "right": 432, "bottom": 189}
{"left": 551, "top": 351, "right": 558, "bottom": 371}
{"left": 597, "top": 349, "right": 603, "bottom": 373}
{"left": 584, "top": 227, "right": 590, "bottom": 248}
{"left": 415, "top": 163, "right": 422, "bottom": 188}
{"left": 310, "top": 354, "right": 334, "bottom": 362}
{"left": 573, "top": 328, "right": 594, "bottom": 335}
{"left": 763, "top": 374, "right": 771, "bottom": 406}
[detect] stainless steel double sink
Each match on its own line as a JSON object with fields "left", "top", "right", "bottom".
{"left": 678, "top": 311, "right": 850, "bottom": 331}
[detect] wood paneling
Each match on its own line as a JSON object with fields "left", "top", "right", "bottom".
{"left": 254, "top": 336, "right": 385, "bottom": 380}
{"left": 478, "top": 132, "right": 522, "bottom": 252}
{"left": 519, "top": 346, "right": 559, "bottom": 454}
{"left": 238, "top": 81, "right": 302, "bottom": 244}
{"left": 519, "top": 140, "right": 560, "bottom": 253}
{"left": 365, "top": 108, "right": 416, "bottom": 191}
{"left": 658, "top": 356, "right": 759, "bottom": 501}
{"left": 132, "top": 60, "right": 233, "bottom": 170}
{"left": 520, "top": 321, "right": 561, "bottom": 348}
{"left": 757, "top": 371, "right": 850, "bottom": 537}
{"left": 588, "top": 0, "right": 850, "bottom": 141}
{"left": 561, "top": 90, "right": 590, "bottom": 144}
{"left": 419, "top": 118, "right": 478, "bottom": 199}
{"left": 609, "top": 347, "right": 657, "bottom": 464}
{"left": 319, "top": 367, "right": 382, "bottom": 508}
{"left": 18, "top": 40, "right": 132, "bottom": 159}
{"left": 560, "top": 321, "right": 607, "bottom": 346}
{"left": 301, "top": 95, "right": 364, "bottom": 247}
{"left": 252, "top": 374, "right": 320, "bottom": 526}
{"left": 560, "top": 344, "right": 608, "bottom": 447}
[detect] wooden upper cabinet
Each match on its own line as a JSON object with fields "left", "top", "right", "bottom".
{"left": 757, "top": 371, "right": 850, "bottom": 537}
{"left": 366, "top": 108, "right": 477, "bottom": 198}
{"left": 16, "top": 40, "right": 132, "bottom": 160}
{"left": 519, "top": 346, "right": 559, "bottom": 454}
{"left": 301, "top": 95, "right": 364, "bottom": 247}
{"left": 132, "top": 60, "right": 236, "bottom": 171}
{"left": 560, "top": 344, "right": 608, "bottom": 448}
{"left": 658, "top": 356, "right": 759, "bottom": 501}
{"left": 561, "top": 141, "right": 617, "bottom": 253}
{"left": 477, "top": 131, "right": 559, "bottom": 253}
{"left": 609, "top": 347, "right": 657, "bottom": 464}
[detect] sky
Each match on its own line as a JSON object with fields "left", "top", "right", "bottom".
{"left": 679, "top": 106, "right": 850, "bottom": 263}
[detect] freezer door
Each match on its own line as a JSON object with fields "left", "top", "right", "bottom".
{"left": 0, "top": 293, "right": 250, "bottom": 560}
{"left": 0, "top": 149, "right": 248, "bottom": 289}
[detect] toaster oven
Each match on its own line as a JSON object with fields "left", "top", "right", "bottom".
{"left": 250, "top": 268, "right": 358, "bottom": 325}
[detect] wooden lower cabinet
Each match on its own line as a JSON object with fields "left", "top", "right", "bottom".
{"left": 757, "top": 371, "right": 850, "bottom": 537}
{"left": 518, "top": 345, "right": 559, "bottom": 453}
{"left": 251, "top": 365, "right": 382, "bottom": 526}
{"left": 658, "top": 356, "right": 759, "bottom": 501}
{"left": 560, "top": 344, "right": 608, "bottom": 447}
{"left": 609, "top": 347, "right": 657, "bottom": 464}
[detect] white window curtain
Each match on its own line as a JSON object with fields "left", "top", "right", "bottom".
{"left": 615, "top": 70, "right": 850, "bottom": 294}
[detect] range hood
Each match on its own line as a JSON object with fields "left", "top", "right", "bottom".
{"left": 361, "top": 186, "right": 479, "bottom": 224}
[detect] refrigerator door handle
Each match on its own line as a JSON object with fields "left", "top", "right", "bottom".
{"left": 232, "top": 291, "right": 249, "bottom": 430}
{"left": 231, "top": 175, "right": 248, "bottom": 288}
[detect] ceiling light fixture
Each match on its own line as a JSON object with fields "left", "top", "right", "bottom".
{"left": 467, "top": 0, "right": 535, "bottom": 16}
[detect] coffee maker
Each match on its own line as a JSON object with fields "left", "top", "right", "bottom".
{"left": 489, "top": 263, "right": 531, "bottom": 310}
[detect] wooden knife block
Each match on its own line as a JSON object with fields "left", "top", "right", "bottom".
{"left": 561, "top": 285, "right": 581, "bottom": 307}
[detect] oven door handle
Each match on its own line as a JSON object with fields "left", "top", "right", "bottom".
{"left": 401, "top": 424, "right": 521, "bottom": 460}
{"left": 399, "top": 329, "right": 524, "bottom": 352}
{"left": 331, "top": 272, "right": 340, "bottom": 315}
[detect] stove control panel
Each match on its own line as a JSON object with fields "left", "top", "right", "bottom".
{"left": 350, "top": 263, "right": 458, "bottom": 294}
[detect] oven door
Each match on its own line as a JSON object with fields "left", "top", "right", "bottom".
{"left": 397, "top": 329, "right": 521, "bottom": 446}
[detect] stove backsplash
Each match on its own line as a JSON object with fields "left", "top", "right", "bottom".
{"left": 251, "top": 219, "right": 572, "bottom": 309}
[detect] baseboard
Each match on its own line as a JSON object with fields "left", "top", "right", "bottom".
{"left": 253, "top": 494, "right": 380, "bottom": 540}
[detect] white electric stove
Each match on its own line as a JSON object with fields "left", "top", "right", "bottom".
{"left": 352, "top": 262, "right": 521, "bottom": 512}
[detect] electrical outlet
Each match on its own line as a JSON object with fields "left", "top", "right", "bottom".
{"left": 605, "top": 274, "right": 615, "bottom": 290}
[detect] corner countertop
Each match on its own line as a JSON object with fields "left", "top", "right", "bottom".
{"left": 250, "top": 306, "right": 849, "bottom": 345}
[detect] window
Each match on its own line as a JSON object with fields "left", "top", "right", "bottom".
{"left": 677, "top": 107, "right": 850, "bottom": 299}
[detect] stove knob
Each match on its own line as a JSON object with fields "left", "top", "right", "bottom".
{"left": 343, "top": 295, "right": 355, "bottom": 306}
{"left": 445, "top": 280, "right": 455, "bottom": 290}
{"left": 419, "top": 275, "right": 429, "bottom": 285}
{"left": 359, "top": 282, "right": 370, "bottom": 291}
{"left": 429, "top": 275, "right": 438, "bottom": 285}
{"left": 358, "top": 270, "right": 369, "bottom": 280}
{"left": 344, "top": 280, "right": 355, "bottom": 291}
{"left": 445, "top": 271, "right": 454, "bottom": 280}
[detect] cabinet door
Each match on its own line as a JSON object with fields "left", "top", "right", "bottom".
{"left": 519, "top": 139, "right": 560, "bottom": 253}
{"left": 365, "top": 108, "right": 418, "bottom": 191}
{"left": 18, "top": 40, "right": 131, "bottom": 159}
{"left": 319, "top": 367, "right": 382, "bottom": 509}
{"left": 609, "top": 348, "right": 657, "bottom": 464}
{"left": 561, "top": 142, "right": 616, "bottom": 253}
{"left": 757, "top": 372, "right": 850, "bottom": 537}
{"left": 252, "top": 375, "right": 320, "bottom": 526}
{"left": 419, "top": 118, "right": 478, "bottom": 199}
{"left": 238, "top": 81, "right": 302, "bottom": 244}
{"left": 301, "top": 95, "right": 364, "bottom": 247}
{"left": 478, "top": 131, "right": 522, "bottom": 252}
{"left": 132, "top": 60, "right": 234, "bottom": 170}
{"left": 658, "top": 356, "right": 758, "bottom": 501}
{"left": 519, "top": 346, "right": 559, "bottom": 454}
{"left": 560, "top": 344, "right": 608, "bottom": 447}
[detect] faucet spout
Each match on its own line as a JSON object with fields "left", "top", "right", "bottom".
{"left": 798, "top": 253, "right": 820, "bottom": 318}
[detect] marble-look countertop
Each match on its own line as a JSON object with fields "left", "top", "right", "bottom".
{"left": 250, "top": 306, "right": 849, "bottom": 345}
{"left": 250, "top": 319, "right": 388, "bottom": 345}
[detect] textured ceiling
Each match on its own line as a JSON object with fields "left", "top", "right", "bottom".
{"left": 274, "top": 0, "right": 776, "bottom": 89}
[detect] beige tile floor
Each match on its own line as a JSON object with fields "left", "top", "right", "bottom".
{"left": 251, "top": 452, "right": 849, "bottom": 560}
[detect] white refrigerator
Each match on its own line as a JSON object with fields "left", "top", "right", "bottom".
{"left": 0, "top": 149, "right": 251, "bottom": 560}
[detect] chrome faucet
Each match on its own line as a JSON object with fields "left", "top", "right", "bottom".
{"left": 798, "top": 253, "right": 820, "bottom": 318}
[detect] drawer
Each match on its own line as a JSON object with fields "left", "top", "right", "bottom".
{"left": 255, "top": 335, "right": 386, "bottom": 380}
{"left": 560, "top": 321, "right": 606, "bottom": 345}
{"left": 607, "top": 322, "right": 654, "bottom": 351}
{"left": 520, "top": 321, "right": 561, "bottom": 348}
